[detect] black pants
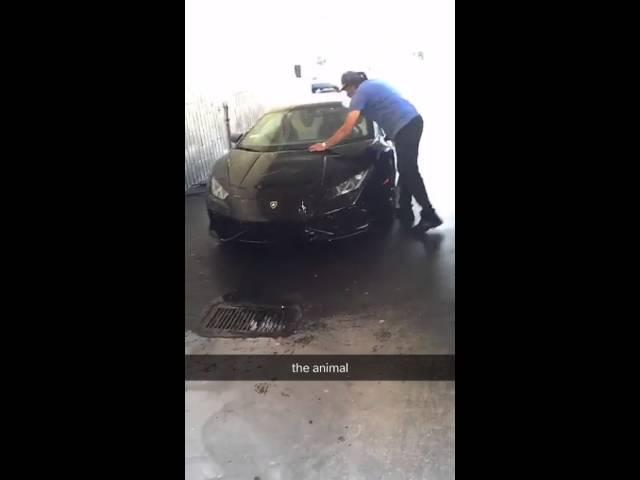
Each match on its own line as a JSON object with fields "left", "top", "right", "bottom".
{"left": 394, "top": 115, "right": 434, "bottom": 213}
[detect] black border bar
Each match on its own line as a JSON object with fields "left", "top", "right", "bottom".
{"left": 185, "top": 355, "right": 454, "bottom": 381}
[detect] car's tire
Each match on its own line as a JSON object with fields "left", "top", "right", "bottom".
{"left": 370, "top": 187, "right": 396, "bottom": 233}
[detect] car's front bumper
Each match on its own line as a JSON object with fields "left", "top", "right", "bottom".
{"left": 207, "top": 197, "right": 370, "bottom": 244}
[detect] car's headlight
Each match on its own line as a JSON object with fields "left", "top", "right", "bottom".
{"left": 210, "top": 177, "right": 229, "bottom": 200}
{"left": 329, "top": 170, "right": 369, "bottom": 198}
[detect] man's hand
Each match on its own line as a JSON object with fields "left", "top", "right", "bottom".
{"left": 308, "top": 111, "right": 362, "bottom": 153}
{"left": 309, "top": 142, "right": 328, "bottom": 152}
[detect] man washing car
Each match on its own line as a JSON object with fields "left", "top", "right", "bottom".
{"left": 309, "top": 71, "right": 442, "bottom": 232}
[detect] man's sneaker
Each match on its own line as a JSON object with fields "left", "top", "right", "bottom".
{"left": 412, "top": 210, "right": 443, "bottom": 232}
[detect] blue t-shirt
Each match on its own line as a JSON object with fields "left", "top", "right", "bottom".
{"left": 349, "top": 80, "right": 419, "bottom": 139}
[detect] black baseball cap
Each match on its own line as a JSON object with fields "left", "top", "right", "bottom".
{"left": 340, "top": 71, "right": 367, "bottom": 91}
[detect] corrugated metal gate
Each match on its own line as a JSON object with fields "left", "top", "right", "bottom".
{"left": 185, "top": 91, "right": 266, "bottom": 191}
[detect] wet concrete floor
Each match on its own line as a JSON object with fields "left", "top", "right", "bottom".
{"left": 185, "top": 192, "right": 455, "bottom": 479}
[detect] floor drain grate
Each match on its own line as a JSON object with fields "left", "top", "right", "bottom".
{"left": 198, "top": 301, "right": 302, "bottom": 338}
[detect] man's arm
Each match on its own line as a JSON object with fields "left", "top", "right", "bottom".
{"left": 309, "top": 110, "right": 362, "bottom": 152}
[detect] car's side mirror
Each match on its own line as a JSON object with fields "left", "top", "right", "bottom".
{"left": 230, "top": 132, "right": 243, "bottom": 144}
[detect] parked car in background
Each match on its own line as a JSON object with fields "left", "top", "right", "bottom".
{"left": 311, "top": 82, "right": 340, "bottom": 93}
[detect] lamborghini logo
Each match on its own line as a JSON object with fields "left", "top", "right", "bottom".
{"left": 269, "top": 201, "right": 278, "bottom": 209}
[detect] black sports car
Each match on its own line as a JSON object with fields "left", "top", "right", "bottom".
{"left": 206, "top": 97, "right": 397, "bottom": 243}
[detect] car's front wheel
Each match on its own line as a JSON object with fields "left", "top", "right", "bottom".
{"left": 370, "top": 186, "right": 396, "bottom": 233}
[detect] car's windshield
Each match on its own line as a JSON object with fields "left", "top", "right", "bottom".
{"left": 237, "top": 104, "right": 370, "bottom": 150}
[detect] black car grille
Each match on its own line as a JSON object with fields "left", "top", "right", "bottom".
{"left": 209, "top": 208, "right": 369, "bottom": 243}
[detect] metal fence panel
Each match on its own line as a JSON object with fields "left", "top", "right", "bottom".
{"left": 185, "top": 91, "right": 267, "bottom": 191}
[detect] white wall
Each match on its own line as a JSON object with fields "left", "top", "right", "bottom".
{"left": 185, "top": 0, "right": 454, "bottom": 216}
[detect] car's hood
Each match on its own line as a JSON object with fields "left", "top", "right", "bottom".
{"left": 212, "top": 141, "right": 374, "bottom": 195}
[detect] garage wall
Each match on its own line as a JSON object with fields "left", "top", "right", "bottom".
{"left": 185, "top": 67, "right": 317, "bottom": 191}
{"left": 184, "top": 90, "right": 269, "bottom": 190}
